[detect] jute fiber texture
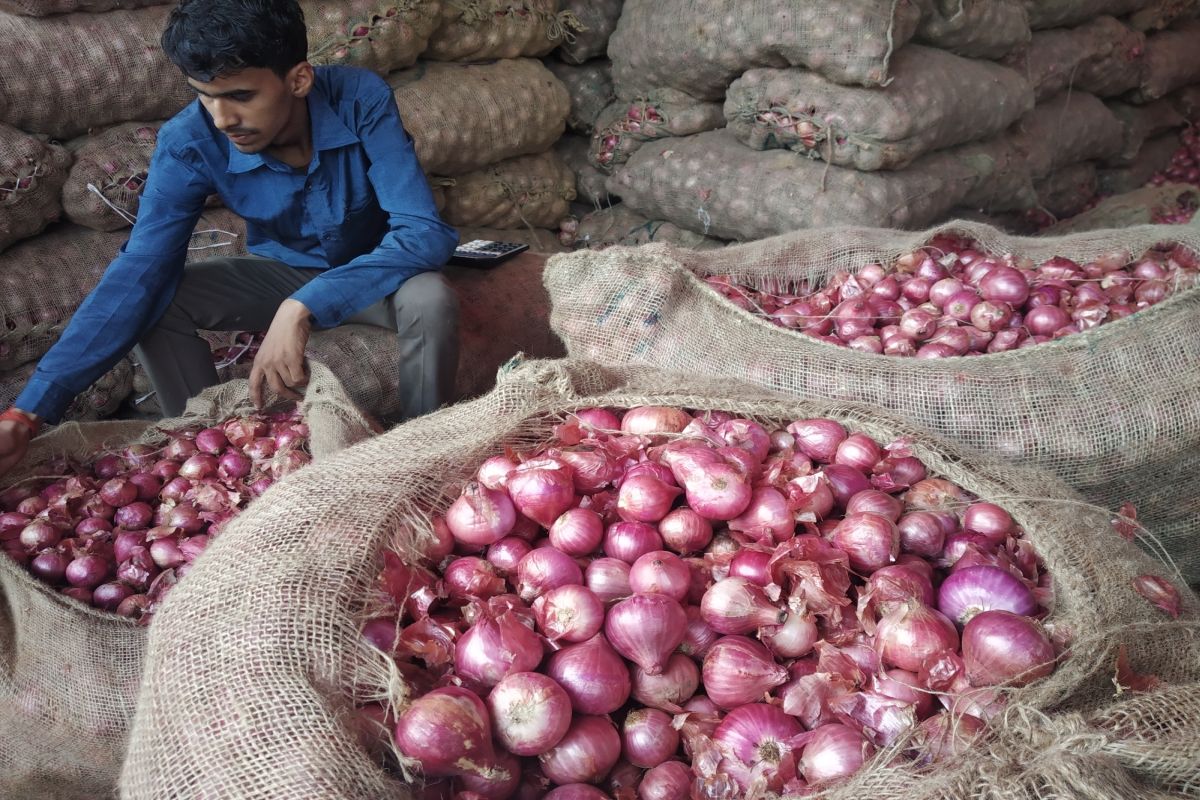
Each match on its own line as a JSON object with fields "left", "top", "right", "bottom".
{"left": 546, "top": 58, "right": 615, "bottom": 135}
{"left": 608, "top": 0, "right": 924, "bottom": 102}
{"left": 588, "top": 91, "right": 726, "bottom": 174}
{"left": 1, "top": 357, "right": 133, "bottom": 422}
{"left": 0, "top": 209, "right": 247, "bottom": 373}
{"left": 303, "top": 0, "right": 442, "bottom": 76}
{"left": 955, "top": 137, "right": 1039, "bottom": 214}
{"left": 573, "top": 203, "right": 727, "bottom": 250}
{"left": 555, "top": 0, "right": 621, "bottom": 64}
{"left": 1106, "top": 99, "right": 1187, "bottom": 167}
{"left": 1033, "top": 162, "right": 1100, "bottom": 220}
{"left": 914, "top": 0, "right": 1031, "bottom": 60}
{"left": 119, "top": 358, "right": 1200, "bottom": 799}
{"left": 606, "top": 128, "right": 997, "bottom": 241}
{"left": 1169, "top": 84, "right": 1200, "bottom": 120}
{"left": 1044, "top": 183, "right": 1200, "bottom": 234}
{"left": 389, "top": 59, "right": 570, "bottom": 176}
{"left": 423, "top": 0, "right": 576, "bottom": 61}
{"left": 0, "top": 122, "right": 71, "bottom": 253}
{"left": 0, "top": 6, "right": 192, "bottom": 139}
{"left": 62, "top": 121, "right": 162, "bottom": 232}
{"left": 1003, "top": 16, "right": 1141, "bottom": 103}
{"left": 0, "top": 0, "right": 166, "bottom": 13}
{"left": 555, "top": 133, "right": 613, "bottom": 207}
{"left": 543, "top": 221, "right": 1200, "bottom": 583}
{"left": 0, "top": 363, "right": 375, "bottom": 800}
{"left": 437, "top": 150, "right": 575, "bottom": 230}
{"left": 1024, "top": 0, "right": 1153, "bottom": 30}
{"left": 724, "top": 47, "right": 1034, "bottom": 172}
{"left": 1132, "top": 20, "right": 1200, "bottom": 103}
{"left": 1097, "top": 134, "right": 1180, "bottom": 195}
{"left": 1009, "top": 92, "right": 1126, "bottom": 180}
{"left": 1072, "top": 19, "right": 1147, "bottom": 99}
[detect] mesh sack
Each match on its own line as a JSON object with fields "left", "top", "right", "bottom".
{"left": 0, "top": 0, "right": 166, "bottom": 12}
{"left": 1169, "top": 83, "right": 1200, "bottom": 120}
{"left": 1098, "top": 133, "right": 1180, "bottom": 194}
{"left": 1128, "top": 0, "right": 1200, "bottom": 32}
{"left": 588, "top": 91, "right": 726, "bottom": 173}
{"left": 437, "top": 150, "right": 575, "bottom": 229}
{"left": 1105, "top": 100, "right": 1186, "bottom": 166}
{"left": 1131, "top": 20, "right": 1200, "bottom": 102}
{"left": 1073, "top": 20, "right": 1147, "bottom": 99}
{"left": 956, "top": 136, "right": 1038, "bottom": 214}
{"left": 545, "top": 58, "right": 615, "bottom": 134}
{"left": 914, "top": 0, "right": 1031, "bottom": 60}
{"left": 422, "top": 0, "right": 579, "bottom": 61}
{"left": 571, "top": 203, "right": 728, "bottom": 249}
{"left": 724, "top": 47, "right": 1034, "bottom": 172}
{"left": 455, "top": 225, "right": 569, "bottom": 253}
{"left": 608, "top": 0, "right": 923, "bottom": 102}
{"left": 1024, "top": 0, "right": 1151, "bottom": 30}
{"left": 606, "top": 128, "right": 996, "bottom": 241}
{"left": 1034, "top": 162, "right": 1100, "bottom": 219}
{"left": 555, "top": 0, "right": 621, "bottom": 64}
{"left": 0, "top": 357, "right": 132, "bottom": 422}
{"left": 1044, "top": 182, "right": 1200, "bottom": 233}
{"left": 62, "top": 121, "right": 161, "bottom": 232}
{"left": 1009, "top": 92, "right": 1125, "bottom": 180}
{"left": 0, "top": 362, "right": 375, "bottom": 800}
{"left": 1003, "top": 16, "right": 1135, "bottom": 102}
{"left": 118, "top": 357, "right": 1200, "bottom": 799}
{"left": 0, "top": 122, "right": 71, "bottom": 253}
{"left": 0, "top": 6, "right": 192, "bottom": 139}
{"left": 554, "top": 133, "right": 613, "bottom": 207}
{"left": 389, "top": 59, "right": 570, "bottom": 176}
{"left": 0, "top": 210, "right": 247, "bottom": 372}
{"left": 303, "top": 0, "right": 442, "bottom": 76}
{"left": 543, "top": 220, "right": 1200, "bottom": 581}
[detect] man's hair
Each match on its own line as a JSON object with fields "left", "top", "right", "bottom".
{"left": 161, "top": 0, "right": 308, "bottom": 82}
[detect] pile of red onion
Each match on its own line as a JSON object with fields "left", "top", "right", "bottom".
{"left": 1151, "top": 126, "right": 1200, "bottom": 190}
{"left": 0, "top": 407, "right": 311, "bottom": 622}
{"left": 357, "top": 405, "right": 1164, "bottom": 799}
{"left": 704, "top": 235, "right": 1199, "bottom": 358}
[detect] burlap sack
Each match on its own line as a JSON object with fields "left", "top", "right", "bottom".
{"left": 0, "top": 0, "right": 165, "bottom": 14}
{"left": 544, "top": 221, "right": 1200, "bottom": 582}
{"left": 0, "top": 362, "right": 375, "bottom": 800}
{"left": 455, "top": 225, "right": 570, "bottom": 253}
{"left": 61, "top": 121, "right": 161, "bottom": 232}
{"left": 555, "top": 133, "right": 613, "bottom": 207}
{"left": 607, "top": 128, "right": 999, "bottom": 241}
{"left": 1168, "top": 83, "right": 1200, "bottom": 120}
{"left": 1003, "top": 16, "right": 1136, "bottom": 103}
{"left": 437, "top": 150, "right": 575, "bottom": 230}
{"left": 0, "top": 357, "right": 132, "bottom": 422}
{"left": 1010, "top": 92, "right": 1126, "bottom": 180}
{"left": 588, "top": 91, "right": 726, "bottom": 173}
{"left": 0, "top": 122, "right": 71, "bottom": 253}
{"left": 1073, "top": 21, "right": 1147, "bottom": 99}
{"left": 1034, "top": 162, "right": 1099, "bottom": 219}
{"left": 1105, "top": 100, "right": 1186, "bottom": 166}
{"left": 545, "top": 58, "right": 615, "bottom": 134}
{"left": 423, "top": 0, "right": 579, "bottom": 61}
{"left": 389, "top": 59, "right": 570, "bottom": 176}
{"left": 724, "top": 48, "right": 1033, "bottom": 172}
{"left": 914, "top": 0, "right": 1031, "bottom": 60}
{"left": 572, "top": 203, "right": 728, "bottom": 250}
{"left": 303, "top": 0, "right": 442, "bottom": 76}
{"left": 1024, "top": 0, "right": 1151, "bottom": 30}
{"left": 1131, "top": 20, "right": 1200, "bottom": 102}
{"left": 555, "top": 0, "right": 621, "bottom": 64}
{"left": 118, "top": 357, "right": 1200, "bottom": 799}
{"left": 608, "top": 0, "right": 923, "bottom": 103}
{"left": 0, "top": 209, "right": 247, "bottom": 373}
{"left": 956, "top": 137, "right": 1039, "bottom": 214}
{"left": 1044, "top": 182, "right": 1200, "bottom": 233}
{"left": 1098, "top": 133, "right": 1180, "bottom": 194}
{"left": 0, "top": 6, "right": 192, "bottom": 139}
{"left": 1128, "top": 0, "right": 1200, "bottom": 31}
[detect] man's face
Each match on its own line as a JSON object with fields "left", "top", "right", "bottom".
{"left": 188, "top": 66, "right": 300, "bottom": 153}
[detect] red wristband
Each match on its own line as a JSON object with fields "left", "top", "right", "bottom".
{"left": 1, "top": 408, "right": 40, "bottom": 436}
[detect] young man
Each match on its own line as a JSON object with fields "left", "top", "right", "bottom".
{"left": 0, "top": 0, "right": 459, "bottom": 478}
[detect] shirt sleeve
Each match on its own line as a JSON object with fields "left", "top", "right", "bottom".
{"left": 290, "top": 78, "right": 458, "bottom": 329}
{"left": 15, "top": 143, "right": 213, "bottom": 423}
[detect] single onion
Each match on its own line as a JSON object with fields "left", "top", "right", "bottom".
{"left": 875, "top": 602, "right": 959, "bottom": 672}
{"left": 507, "top": 458, "right": 576, "bottom": 529}
{"left": 703, "top": 636, "right": 789, "bottom": 709}
{"left": 455, "top": 607, "right": 544, "bottom": 688}
{"left": 680, "top": 605, "right": 720, "bottom": 659}
{"left": 487, "top": 672, "right": 573, "bottom": 757}
{"left": 912, "top": 712, "right": 986, "bottom": 764}
{"left": 446, "top": 483, "right": 517, "bottom": 548}
{"left": 727, "top": 487, "right": 793, "bottom": 544}
{"left": 937, "top": 565, "right": 1037, "bottom": 625}
{"left": 477, "top": 455, "right": 516, "bottom": 490}
{"left": 962, "top": 609, "right": 1056, "bottom": 687}
{"left": 657, "top": 508, "right": 713, "bottom": 554}
{"left": 962, "top": 502, "right": 1014, "bottom": 545}
{"left": 539, "top": 715, "right": 622, "bottom": 785}
{"left": 629, "top": 550, "right": 691, "bottom": 602}
{"left": 621, "top": 406, "right": 692, "bottom": 436}
{"left": 444, "top": 556, "right": 507, "bottom": 602}
{"left": 99, "top": 477, "right": 138, "bottom": 508}
{"left": 30, "top": 550, "right": 69, "bottom": 584}
{"left": 603, "top": 522, "right": 663, "bottom": 564}
{"left": 834, "top": 434, "right": 882, "bottom": 472}
{"left": 485, "top": 536, "right": 531, "bottom": 576}
{"left": 549, "top": 508, "right": 604, "bottom": 557}
{"left": 149, "top": 537, "right": 185, "bottom": 569}
{"left": 631, "top": 652, "right": 700, "bottom": 712}
{"left": 788, "top": 419, "right": 847, "bottom": 462}
{"left": 93, "top": 581, "right": 133, "bottom": 612}
{"left": 618, "top": 472, "right": 682, "bottom": 523}
{"left": 871, "top": 669, "right": 936, "bottom": 719}
{"left": 700, "top": 577, "right": 785, "bottom": 634}
{"left": 761, "top": 608, "right": 819, "bottom": 659}
{"left": 178, "top": 453, "right": 218, "bottom": 480}
{"left": 832, "top": 513, "right": 898, "bottom": 574}
{"left": 605, "top": 593, "right": 687, "bottom": 675}
{"left": 160, "top": 476, "right": 192, "bottom": 502}
{"left": 821, "top": 465, "right": 872, "bottom": 508}
{"left": 672, "top": 458, "right": 752, "bottom": 521}
{"left": 800, "top": 723, "right": 873, "bottom": 785}
{"left": 534, "top": 585, "right": 605, "bottom": 643}
{"left": 897, "top": 511, "right": 946, "bottom": 558}
{"left": 728, "top": 549, "right": 771, "bottom": 586}
{"left": 460, "top": 750, "right": 520, "bottom": 800}
{"left": 862, "top": 564, "right": 936, "bottom": 615}
{"left": 585, "top": 557, "right": 631, "bottom": 604}
{"left": 20, "top": 520, "right": 62, "bottom": 551}
{"left": 545, "top": 635, "right": 631, "bottom": 715}
{"left": 65, "top": 554, "right": 109, "bottom": 589}
{"left": 639, "top": 761, "right": 691, "bottom": 800}
{"left": 394, "top": 686, "right": 498, "bottom": 779}
{"left": 846, "top": 489, "right": 904, "bottom": 522}
{"left": 622, "top": 708, "right": 680, "bottom": 769}
{"left": 516, "top": 547, "right": 582, "bottom": 602}
{"left": 713, "top": 703, "right": 803, "bottom": 790}
{"left": 906, "top": 478, "right": 968, "bottom": 511}
{"left": 980, "top": 265, "right": 1029, "bottom": 305}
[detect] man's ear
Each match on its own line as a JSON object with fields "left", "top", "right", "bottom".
{"left": 288, "top": 62, "right": 315, "bottom": 98}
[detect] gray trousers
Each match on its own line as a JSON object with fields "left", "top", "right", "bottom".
{"left": 133, "top": 255, "right": 459, "bottom": 421}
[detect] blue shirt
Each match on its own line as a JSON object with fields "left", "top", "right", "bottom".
{"left": 17, "top": 65, "right": 457, "bottom": 423}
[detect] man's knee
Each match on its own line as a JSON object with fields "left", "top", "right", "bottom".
{"left": 393, "top": 271, "right": 459, "bottom": 328}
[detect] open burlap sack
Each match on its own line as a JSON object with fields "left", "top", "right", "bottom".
{"left": 556, "top": 0, "right": 621, "bottom": 64}
{"left": 303, "top": 0, "right": 442, "bottom": 76}
{"left": 436, "top": 150, "right": 575, "bottom": 230}
{"left": 119, "top": 357, "right": 1200, "bottom": 799}
{"left": 0, "top": 6, "right": 192, "bottom": 139}
{"left": 1, "top": 357, "right": 133, "bottom": 422}
{"left": 62, "top": 121, "right": 161, "bottom": 232}
{"left": 724, "top": 47, "right": 1033, "bottom": 172}
{"left": 914, "top": 0, "right": 1030, "bottom": 59}
{"left": 0, "top": 362, "right": 375, "bottom": 800}
{"left": 1034, "top": 162, "right": 1100, "bottom": 219}
{"left": 0, "top": 209, "right": 246, "bottom": 373}
{"left": 555, "top": 133, "right": 613, "bottom": 207}
{"left": 545, "top": 58, "right": 614, "bottom": 134}
{"left": 1044, "top": 183, "right": 1199, "bottom": 233}
{"left": 1003, "top": 16, "right": 1136, "bottom": 103}
{"left": 389, "top": 59, "right": 569, "bottom": 176}
{"left": 1024, "top": 0, "right": 1150, "bottom": 30}
{"left": 0, "top": 122, "right": 71, "bottom": 253}
{"left": 1010, "top": 92, "right": 1125, "bottom": 180}
{"left": 1105, "top": 100, "right": 1186, "bottom": 166}
{"left": 572, "top": 203, "right": 728, "bottom": 250}
{"left": 1098, "top": 133, "right": 1180, "bottom": 194}
{"left": 1131, "top": 20, "right": 1200, "bottom": 102}
{"left": 544, "top": 221, "right": 1200, "bottom": 583}
{"left": 423, "top": 0, "right": 579, "bottom": 61}
{"left": 607, "top": 128, "right": 1002, "bottom": 241}
{"left": 455, "top": 225, "right": 569, "bottom": 253}
{"left": 588, "top": 91, "right": 726, "bottom": 173}
{"left": 609, "top": 0, "right": 923, "bottom": 103}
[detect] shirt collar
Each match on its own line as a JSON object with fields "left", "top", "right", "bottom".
{"left": 226, "top": 78, "right": 360, "bottom": 174}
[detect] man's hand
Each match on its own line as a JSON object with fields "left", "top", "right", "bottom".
{"left": 0, "top": 413, "right": 37, "bottom": 481}
{"left": 249, "top": 299, "right": 312, "bottom": 409}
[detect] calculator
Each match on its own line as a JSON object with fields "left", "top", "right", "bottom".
{"left": 448, "top": 239, "right": 530, "bottom": 268}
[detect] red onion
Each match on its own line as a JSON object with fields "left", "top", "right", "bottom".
{"left": 727, "top": 487, "right": 793, "bottom": 544}
{"left": 832, "top": 513, "right": 898, "bottom": 573}
{"left": 788, "top": 419, "right": 847, "bottom": 462}
{"left": 477, "top": 455, "right": 516, "bottom": 490}
{"left": 545, "top": 635, "right": 631, "bottom": 714}
{"left": 0, "top": 512, "right": 31, "bottom": 540}
{"left": 703, "top": 636, "right": 789, "bottom": 708}
{"left": 897, "top": 511, "right": 946, "bottom": 558}
{"left": 680, "top": 605, "right": 719, "bottom": 659}
{"left": 178, "top": 453, "right": 218, "bottom": 480}
{"left": 941, "top": 532, "right": 997, "bottom": 569}
{"left": 670, "top": 456, "right": 752, "bottom": 521}
{"left": 621, "top": 406, "right": 692, "bottom": 436}
{"left": 962, "top": 502, "right": 1014, "bottom": 545}
{"left": 617, "top": 472, "right": 681, "bottom": 523}
{"left": 761, "top": 608, "right": 818, "bottom": 658}
{"left": 980, "top": 265, "right": 1029, "bottom": 305}
{"left": 444, "top": 556, "right": 507, "bottom": 602}
{"left": 962, "top": 609, "right": 1056, "bottom": 687}
{"left": 628, "top": 550, "right": 691, "bottom": 602}
{"left": 834, "top": 434, "right": 882, "bottom": 472}
{"left": 700, "top": 577, "right": 785, "bottom": 634}
{"left": 927, "top": 277, "right": 962, "bottom": 307}
{"left": 160, "top": 477, "right": 192, "bottom": 502}
{"left": 728, "top": 549, "right": 771, "bottom": 586}
{"left": 912, "top": 712, "right": 986, "bottom": 764}
{"left": 542, "top": 785, "right": 610, "bottom": 800}
{"left": 446, "top": 483, "right": 517, "bottom": 548}
{"left": 487, "top": 672, "right": 572, "bottom": 756}
{"left": 862, "top": 564, "right": 935, "bottom": 615}
{"left": 605, "top": 593, "right": 687, "bottom": 674}
{"left": 20, "top": 520, "right": 63, "bottom": 551}
{"left": 713, "top": 703, "right": 803, "bottom": 790}
{"left": 127, "top": 472, "right": 163, "bottom": 502}
{"left": 621, "top": 708, "right": 679, "bottom": 769}
{"left": 631, "top": 652, "right": 700, "bottom": 712}
{"left": 875, "top": 602, "right": 959, "bottom": 672}
{"left": 506, "top": 458, "right": 576, "bottom": 529}
{"left": 821, "top": 465, "right": 872, "bottom": 508}
{"left": 99, "top": 478, "right": 138, "bottom": 508}
{"left": 717, "top": 419, "right": 771, "bottom": 463}
{"left": 16, "top": 495, "right": 46, "bottom": 516}
{"left": 456, "top": 607, "right": 544, "bottom": 688}
{"left": 846, "top": 489, "right": 903, "bottom": 522}
{"left": 549, "top": 508, "right": 604, "bottom": 556}
{"left": 218, "top": 450, "right": 252, "bottom": 480}
{"left": 573, "top": 407, "right": 622, "bottom": 432}
{"left": 657, "top": 508, "right": 713, "bottom": 554}
{"left": 585, "top": 557, "right": 631, "bottom": 604}
{"left": 937, "top": 565, "right": 1036, "bottom": 625}
{"left": 516, "top": 546, "right": 582, "bottom": 602}
{"left": 93, "top": 581, "right": 133, "bottom": 612}
{"left": 801, "top": 723, "right": 873, "bottom": 785}
{"left": 871, "top": 669, "right": 935, "bottom": 719}
{"left": 539, "top": 715, "right": 621, "bottom": 785}
{"left": 603, "top": 522, "right": 663, "bottom": 563}
{"left": 558, "top": 448, "right": 620, "bottom": 494}
{"left": 899, "top": 307, "right": 938, "bottom": 341}
{"left": 534, "top": 585, "right": 604, "bottom": 643}
{"left": 621, "top": 461, "right": 677, "bottom": 488}
{"left": 639, "top": 761, "right": 690, "bottom": 800}
{"left": 149, "top": 537, "right": 184, "bottom": 569}
{"left": 193, "top": 426, "right": 227, "bottom": 455}
{"left": 64, "top": 554, "right": 110, "bottom": 589}
{"left": 394, "top": 686, "right": 498, "bottom": 779}
{"left": 30, "top": 550, "right": 69, "bottom": 583}
{"left": 906, "top": 478, "right": 968, "bottom": 511}
{"left": 460, "top": 750, "right": 521, "bottom": 800}
{"left": 486, "top": 536, "right": 532, "bottom": 576}
{"left": 114, "top": 501, "right": 153, "bottom": 530}
{"left": 164, "top": 437, "right": 198, "bottom": 461}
